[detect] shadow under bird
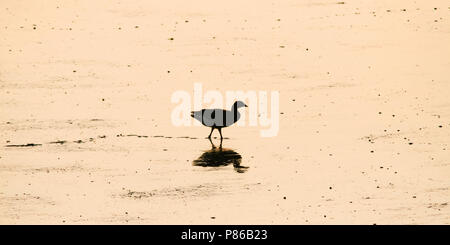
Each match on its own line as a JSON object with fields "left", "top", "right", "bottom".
{"left": 190, "top": 101, "right": 248, "bottom": 139}
{"left": 193, "top": 138, "right": 249, "bottom": 173}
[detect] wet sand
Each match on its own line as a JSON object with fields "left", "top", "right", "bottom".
{"left": 1, "top": 0, "right": 449, "bottom": 224}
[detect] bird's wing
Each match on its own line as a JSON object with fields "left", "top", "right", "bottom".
{"left": 201, "top": 109, "right": 218, "bottom": 127}
{"left": 191, "top": 109, "right": 235, "bottom": 127}
{"left": 191, "top": 109, "right": 215, "bottom": 126}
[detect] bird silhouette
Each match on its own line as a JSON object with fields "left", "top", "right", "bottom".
{"left": 190, "top": 101, "right": 248, "bottom": 139}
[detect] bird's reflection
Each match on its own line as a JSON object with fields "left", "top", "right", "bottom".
{"left": 193, "top": 138, "right": 249, "bottom": 173}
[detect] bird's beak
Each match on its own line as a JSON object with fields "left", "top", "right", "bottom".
{"left": 244, "top": 104, "right": 248, "bottom": 107}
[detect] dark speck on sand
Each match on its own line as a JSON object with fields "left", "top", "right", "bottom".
{"left": 6, "top": 143, "right": 42, "bottom": 147}
{"left": 50, "top": 140, "right": 67, "bottom": 145}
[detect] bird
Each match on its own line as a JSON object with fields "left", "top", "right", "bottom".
{"left": 190, "top": 100, "right": 248, "bottom": 139}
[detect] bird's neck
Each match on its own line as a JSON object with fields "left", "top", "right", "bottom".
{"left": 231, "top": 106, "right": 240, "bottom": 123}
{"left": 231, "top": 104, "right": 239, "bottom": 112}
{"left": 231, "top": 105, "right": 238, "bottom": 113}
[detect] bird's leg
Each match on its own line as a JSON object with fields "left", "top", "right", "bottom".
{"left": 218, "top": 128, "right": 223, "bottom": 140}
{"left": 208, "top": 137, "right": 216, "bottom": 149}
{"left": 219, "top": 137, "right": 223, "bottom": 149}
{"left": 208, "top": 127, "right": 214, "bottom": 139}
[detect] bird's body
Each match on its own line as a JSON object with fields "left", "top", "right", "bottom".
{"left": 190, "top": 101, "right": 248, "bottom": 139}
{"left": 191, "top": 108, "right": 241, "bottom": 128}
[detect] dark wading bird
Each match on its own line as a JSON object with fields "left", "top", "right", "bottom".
{"left": 190, "top": 101, "right": 248, "bottom": 139}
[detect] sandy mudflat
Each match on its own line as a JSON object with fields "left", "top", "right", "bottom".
{"left": 1, "top": 0, "right": 449, "bottom": 224}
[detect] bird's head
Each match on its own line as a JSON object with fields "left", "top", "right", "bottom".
{"left": 233, "top": 100, "right": 248, "bottom": 109}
